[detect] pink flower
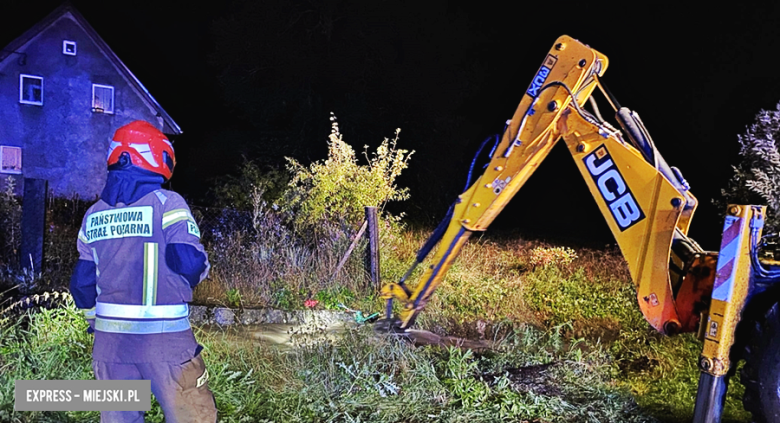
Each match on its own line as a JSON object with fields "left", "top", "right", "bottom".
{"left": 304, "top": 299, "right": 319, "bottom": 308}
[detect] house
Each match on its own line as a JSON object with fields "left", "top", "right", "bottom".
{"left": 0, "top": 2, "right": 181, "bottom": 199}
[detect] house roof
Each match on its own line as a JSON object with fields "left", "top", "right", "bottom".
{"left": 0, "top": 1, "right": 182, "bottom": 135}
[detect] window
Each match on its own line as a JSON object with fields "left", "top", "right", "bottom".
{"left": 92, "top": 84, "right": 114, "bottom": 114}
{"left": 0, "top": 146, "right": 22, "bottom": 174}
{"left": 63, "top": 40, "right": 77, "bottom": 56}
{"left": 19, "top": 74, "right": 43, "bottom": 105}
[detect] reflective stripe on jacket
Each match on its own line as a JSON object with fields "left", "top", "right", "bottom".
{"left": 94, "top": 302, "right": 191, "bottom": 334}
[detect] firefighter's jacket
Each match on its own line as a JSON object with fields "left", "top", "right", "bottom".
{"left": 71, "top": 188, "right": 209, "bottom": 363}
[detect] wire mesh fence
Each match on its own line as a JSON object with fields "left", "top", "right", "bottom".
{"left": 0, "top": 192, "right": 374, "bottom": 309}
{"left": 189, "top": 204, "right": 372, "bottom": 307}
{"left": 0, "top": 193, "right": 91, "bottom": 307}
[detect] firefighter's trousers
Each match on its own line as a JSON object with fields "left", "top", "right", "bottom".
{"left": 92, "top": 355, "right": 217, "bottom": 423}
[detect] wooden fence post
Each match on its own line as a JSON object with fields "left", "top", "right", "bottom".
{"left": 365, "top": 206, "right": 380, "bottom": 290}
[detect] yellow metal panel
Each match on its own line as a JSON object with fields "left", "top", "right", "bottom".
{"left": 381, "top": 35, "right": 611, "bottom": 329}
{"left": 700, "top": 205, "right": 764, "bottom": 376}
{"left": 462, "top": 35, "right": 608, "bottom": 230}
{"left": 379, "top": 35, "right": 698, "bottom": 335}
{"left": 558, "top": 110, "right": 689, "bottom": 333}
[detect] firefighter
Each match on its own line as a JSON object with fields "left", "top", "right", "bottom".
{"left": 69, "top": 120, "right": 217, "bottom": 422}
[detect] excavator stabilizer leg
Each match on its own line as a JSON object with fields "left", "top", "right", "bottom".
{"left": 693, "top": 373, "right": 728, "bottom": 423}
{"left": 692, "top": 205, "right": 766, "bottom": 422}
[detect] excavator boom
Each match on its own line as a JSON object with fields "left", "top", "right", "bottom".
{"left": 380, "top": 35, "right": 702, "bottom": 335}
{"left": 378, "top": 34, "right": 774, "bottom": 422}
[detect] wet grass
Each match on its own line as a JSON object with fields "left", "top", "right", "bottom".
{"left": 2, "top": 301, "right": 651, "bottom": 422}
{"left": 380, "top": 231, "right": 753, "bottom": 422}
{"left": 0, "top": 228, "right": 756, "bottom": 422}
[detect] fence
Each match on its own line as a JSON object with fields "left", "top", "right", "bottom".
{"left": 0, "top": 189, "right": 90, "bottom": 299}
{"left": 0, "top": 188, "right": 379, "bottom": 309}
{"left": 189, "top": 204, "right": 377, "bottom": 307}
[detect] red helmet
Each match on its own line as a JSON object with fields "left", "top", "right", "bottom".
{"left": 107, "top": 120, "right": 175, "bottom": 180}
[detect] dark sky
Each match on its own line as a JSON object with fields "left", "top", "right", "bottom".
{"left": 5, "top": 1, "right": 780, "bottom": 248}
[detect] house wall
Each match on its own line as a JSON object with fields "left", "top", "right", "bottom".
{"left": 0, "top": 14, "right": 165, "bottom": 199}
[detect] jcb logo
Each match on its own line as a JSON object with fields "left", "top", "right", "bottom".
{"left": 584, "top": 146, "right": 645, "bottom": 231}
{"left": 526, "top": 66, "right": 550, "bottom": 98}
{"left": 527, "top": 55, "right": 558, "bottom": 98}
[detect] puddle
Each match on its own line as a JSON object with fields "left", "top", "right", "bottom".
{"left": 191, "top": 306, "right": 493, "bottom": 352}
{"left": 198, "top": 321, "right": 353, "bottom": 350}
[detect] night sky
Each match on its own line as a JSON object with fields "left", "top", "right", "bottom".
{"left": 4, "top": 1, "right": 780, "bottom": 249}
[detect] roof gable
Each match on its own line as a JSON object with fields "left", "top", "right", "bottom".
{"left": 0, "top": 2, "right": 182, "bottom": 135}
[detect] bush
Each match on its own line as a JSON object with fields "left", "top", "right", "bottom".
{"left": 720, "top": 101, "right": 780, "bottom": 231}
{"left": 208, "top": 160, "right": 289, "bottom": 210}
{"left": 0, "top": 176, "right": 21, "bottom": 268}
{"left": 282, "top": 112, "right": 413, "bottom": 241}
{"left": 193, "top": 113, "right": 414, "bottom": 308}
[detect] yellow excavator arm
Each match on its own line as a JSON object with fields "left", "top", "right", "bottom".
{"left": 379, "top": 34, "right": 775, "bottom": 423}
{"left": 380, "top": 35, "right": 703, "bottom": 335}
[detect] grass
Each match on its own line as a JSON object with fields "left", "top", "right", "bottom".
{"left": 1, "top": 298, "right": 652, "bottom": 422}
{"left": 0, "top": 189, "right": 758, "bottom": 422}
{"left": 381, "top": 231, "right": 752, "bottom": 423}
{"left": 0, "top": 227, "right": 758, "bottom": 422}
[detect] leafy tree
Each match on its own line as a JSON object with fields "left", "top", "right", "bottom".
{"left": 720, "top": 101, "right": 780, "bottom": 232}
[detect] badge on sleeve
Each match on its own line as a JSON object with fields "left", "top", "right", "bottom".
{"left": 187, "top": 221, "right": 201, "bottom": 238}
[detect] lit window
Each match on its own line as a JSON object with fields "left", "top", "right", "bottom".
{"left": 92, "top": 84, "right": 114, "bottom": 114}
{"left": 0, "top": 146, "right": 22, "bottom": 174}
{"left": 19, "top": 74, "right": 43, "bottom": 105}
{"left": 63, "top": 40, "right": 77, "bottom": 56}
